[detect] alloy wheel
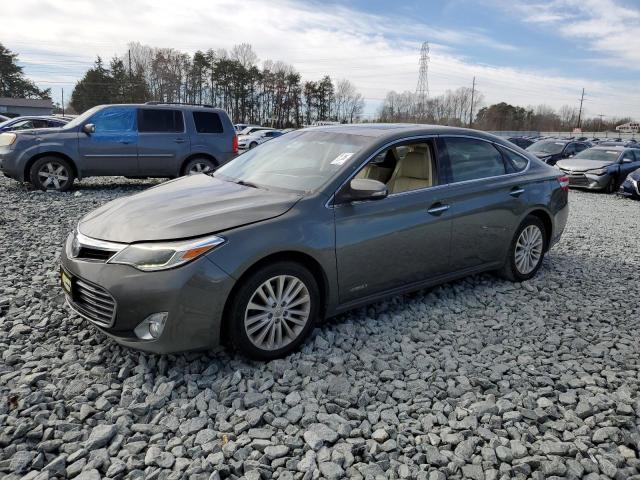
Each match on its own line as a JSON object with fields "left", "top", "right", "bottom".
{"left": 244, "top": 275, "right": 311, "bottom": 351}
{"left": 514, "top": 224, "right": 544, "bottom": 275}
{"left": 38, "top": 161, "right": 69, "bottom": 190}
{"left": 188, "top": 162, "right": 214, "bottom": 175}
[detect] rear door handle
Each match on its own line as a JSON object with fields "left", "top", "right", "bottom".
{"left": 427, "top": 203, "right": 450, "bottom": 215}
{"left": 510, "top": 187, "right": 525, "bottom": 197}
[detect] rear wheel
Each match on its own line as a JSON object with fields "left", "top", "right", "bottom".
{"left": 499, "top": 215, "right": 547, "bottom": 282}
{"left": 249, "top": 142, "right": 258, "bottom": 149}
{"left": 29, "top": 157, "right": 75, "bottom": 192}
{"left": 228, "top": 262, "right": 319, "bottom": 360}
{"left": 183, "top": 157, "right": 217, "bottom": 175}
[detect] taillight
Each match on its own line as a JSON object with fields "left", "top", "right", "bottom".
{"left": 557, "top": 175, "right": 569, "bottom": 191}
{"left": 232, "top": 135, "right": 238, "bottom": 155}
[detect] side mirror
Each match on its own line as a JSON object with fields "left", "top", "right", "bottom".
{"left": 336, "top": 178, "right": 388, "bottom": 203}
{"left": 622, "top": 157, "right": 632, "bottom": 163}
{"left": 82, "top": 123, "right": 95, "bottom": 134}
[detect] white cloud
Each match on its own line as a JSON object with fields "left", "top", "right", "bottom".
{"left": 3, "top": 0, "right": 639, "bottom": 119}
{"left": 511, "top": 0, "right": 640, "bottom": 65}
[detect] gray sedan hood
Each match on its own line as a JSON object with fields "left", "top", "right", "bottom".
{"left": 556, "top": 159, "right": 613, "bottom": 171}
{"left": 79, "top": 174, "right": 301, "bottom": 243}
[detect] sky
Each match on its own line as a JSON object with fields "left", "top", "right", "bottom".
{"left": 3, "top": 0, "right": 640, "bottom": 120}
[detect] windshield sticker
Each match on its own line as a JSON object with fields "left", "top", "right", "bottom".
{"left": 555, "top": 143, "right": 564, "bottom": 145}
{"left": 606, "top": 151, "right": 618, "bottom": 154}
{"left": 331, "top": 152, "right": 354, "bottom": 166}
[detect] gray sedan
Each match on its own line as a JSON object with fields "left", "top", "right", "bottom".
{"left": 556, "top": 146, "right": 640, "bottom": 192}
{"left": 60, "top": 125, "right": 569, "bottom": 359}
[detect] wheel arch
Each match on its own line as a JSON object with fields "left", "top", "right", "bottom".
{"left": 179, "top": 153, "right": 219, "bottom": 176}
{"left": 25, "top": 152, "right": 79, "bottom": 181}
{"left": 525, "top": 208, "right": 553, "bottom": 251}
{"left": 219, "top": 250, "right": 329, "bottom": 344}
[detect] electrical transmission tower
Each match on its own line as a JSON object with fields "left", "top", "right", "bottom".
{"left": 415, "top": 42, "right": 430, "bottom": 119}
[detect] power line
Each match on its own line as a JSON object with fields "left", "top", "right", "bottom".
{"left": 415, "top": 42, "right": 430, "bottom": 118}
{"left": 576, "top": 87, "right": 585, "bottom": 129}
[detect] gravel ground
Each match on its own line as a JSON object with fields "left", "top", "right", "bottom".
{"left": 1, "top": 175, "right": 639, "bottom": 480}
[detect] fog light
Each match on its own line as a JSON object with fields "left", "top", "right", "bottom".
{"left": 134, "top": 312, "right": 168, "bottom": 340}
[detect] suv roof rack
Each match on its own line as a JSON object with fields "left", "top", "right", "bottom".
{"left": 144, "top": 101, "right": 215, "bottom": 108}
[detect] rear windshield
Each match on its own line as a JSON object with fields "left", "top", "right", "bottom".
{"left": 215, "top": 130, "right": 371, "bottom": 193}
{"left": 193, "top": 111, "right": 223, "bottom": 133}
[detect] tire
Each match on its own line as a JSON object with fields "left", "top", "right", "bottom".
{"left": 228, "top": 261, "right": 320, "bottom": 360}
{"left": 606, "top": 176, "right": 617, "bottom": 193}
{"left": 182, "top": 157, "right": 217, "bottom": 176}
{"left": 29, "top": 156, "right": 75, "bottom": 192}
{"left": 249, "top": 142, "right": 258, "bottom": 149}
{"left": 499, "top": 215, "right": 547, "bottom": 282}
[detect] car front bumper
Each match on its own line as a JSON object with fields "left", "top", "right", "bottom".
{"left": 618, "top": 178, "right": 640, "bottom": 198}
{"left": 60, "top": 234, "right": 235, "bottom": 354}
{"left": 0, "top": 147, "right": 22, "bottom": 180}
{"left": 562, "top": 171, "right": 611, "bottom": 190}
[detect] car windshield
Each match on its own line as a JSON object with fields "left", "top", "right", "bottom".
{"left": 573, "top": 149, "right": 621, "bottom": 162}
{"left": 527, "top": 140, "right": 565, "bottom": 155}
{"left": 61, "top": 106, "right": 102, "bottom": 130}
{"left": 215, "top": 130, "right": 370, "bottom": 193}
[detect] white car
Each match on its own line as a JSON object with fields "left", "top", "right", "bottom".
{"left": 237, "top": 125, "right": 273, "bottom": 137}
{"left": 238, "top": 130, "right": 284, "bottom": 150}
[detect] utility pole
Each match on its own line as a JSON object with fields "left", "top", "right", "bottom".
{"left": 469, "top": 76, "right": 476, "bottom": 128}
{"left": 61, "top": 88, "right": 64, "bottom": 116}
{"left": 576, "top": 88, "right": 585, "bottom": 129}
{"left": 128, "top": 49, "right": 133, "bottom": 103}
{"left": 415, "top": 42, "right": 430, "bottom": 121}
{"left": 597, "top": 114, "right": 605, "bottom": 134}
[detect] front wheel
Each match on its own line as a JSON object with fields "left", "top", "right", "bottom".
{"left": 605, "top": 176, "right": 617, "bottom": 193}
{"left": 227, "top": 262, "right": 320, "bottom": 360}
{"left": 499, "top": 215, "right": 547, "bottom": 282}
{"left": 29, "top": 157, "right": 75, "bottom": 192}
{"left": 249, "top": 142, "right": 258, "bottom": 149}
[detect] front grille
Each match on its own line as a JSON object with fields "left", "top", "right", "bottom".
{"left": 77, "top": 247, "right": 116, "bottom": 262}
{"left": 71, "top": 279, "right": 116, "bottom": 327}
{"left": 568, "top": 174, "right": 589, "bottom": 186}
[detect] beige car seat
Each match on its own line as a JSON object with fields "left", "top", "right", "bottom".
{"left": 387, "top": 145, "right": 433, "bottom": 193}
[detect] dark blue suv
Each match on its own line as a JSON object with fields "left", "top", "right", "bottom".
{"left": 0, "top": 103, "right": 237, "bottom": 191}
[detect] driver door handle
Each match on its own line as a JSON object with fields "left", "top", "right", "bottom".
{"left": 427, "top": 203, "right": 450, "bottom": 215}
{"left": 175, "top": 138, "right": 186, "bottom": 144}
{"left": 510, "top": 187, "right": 525, "bottom": 197}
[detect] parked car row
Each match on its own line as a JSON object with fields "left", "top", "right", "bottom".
{"left": 0, "top": 102, "right": 238, "bottom": 191}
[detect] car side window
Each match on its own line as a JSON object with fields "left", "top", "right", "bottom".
{"left": 575, "top": 143, "right": 588, "bottom": 153}
{"left": 192, "top": 111, "right": 223, "bottom": 133}
{"left": 497, "top": 145, "right": 528, "bottom": 173}
{"left": 564, "top": 143, "right": 576, "bottom": 156}
{"left": 621, "top": 151, "right": 635, "bottom": 162}
{"left": 355, "top": 140, "right": 438, "bottom": 194}
{"left": 138, "top": 109, "right": 184, "bottom": 133}
{"left": 443, "top": 137, "right": 506, "bottom": 183}
{"left": 90, "top": 107, "right": 137, "bottom": 133}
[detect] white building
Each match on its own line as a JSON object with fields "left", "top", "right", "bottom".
{"left": 616, "top": 122, "right": 639, "bottom": 133}
{"left": 0, "top": 98, "right": 53, "bottom": 117}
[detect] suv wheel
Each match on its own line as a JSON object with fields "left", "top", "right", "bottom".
{"left": 29, "top": 157, "right": 75, "bottom": 192}
{"left": 499, "top": 215, "right": 547, "bottom": 282}
{"left": 183, "top": 157, "right": 217, "bottom": 175}
{"left": 228, "top": 262, "right": 319, "bottom": 360}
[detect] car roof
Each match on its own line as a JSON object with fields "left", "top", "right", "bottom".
{"left": 304, "top": 123, "right": 506, "bottom": 141}
{"left": 100, "top": 103, "right": 228, "bottom": 113}
{"left": 6, "top": 115, "right": 67, "bottom": 121}
{"left": 590, "top": 145, "right": 626, "bottom": 151}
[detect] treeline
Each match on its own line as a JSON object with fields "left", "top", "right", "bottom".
{"left": 377, "top": 89, "right": 630, "bottom": 132}
{"left": 70, "top": 42, "right": 365, "bottom": 127}
{"left": 0, "top": 43, "right": 50, "bottom": 99}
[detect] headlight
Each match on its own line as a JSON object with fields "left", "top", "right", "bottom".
{"left": 0, "top": 133, "right": 17, "bottom": 146}
{"left": 108, "top": 234, "right": 225, "bottom": 271}
{"left": 588, "top": 168, "right": 607, "bottom": 175}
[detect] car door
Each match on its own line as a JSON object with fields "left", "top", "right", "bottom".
{"left": 334, "top": 138, "right": 452, "bottom": 304}
{"left": 137, "top": 108, "right": 190, "bottom": 176}
{"left": 77, "top": 106, "right": 138, "bottom": 175}
{"left": 619, "top": 150, "right": 640, "bottom": 177}
{"left": 439, "top": 136, "right": 530, "bottom": 272}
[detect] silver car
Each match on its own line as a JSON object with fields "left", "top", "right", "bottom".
{"left": 556, "top": 146, "right": 640, "bottom": 192}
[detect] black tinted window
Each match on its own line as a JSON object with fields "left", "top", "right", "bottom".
{"left": 497, "top": 145, "right": 528, "bottom": 172}
{"left": 138, "top": 109, "right": 184, "bottom": 133}
{"left": 192, "top": 111, "right": 223, "bottom": 133}
{"left": 444, "top": 137, "right": 506, "bottom": 182}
